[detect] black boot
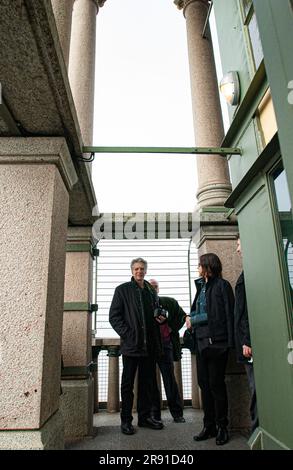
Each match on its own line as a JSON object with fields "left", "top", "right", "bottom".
{"left": 216, "top": 427, "right": 229, "bottom": 445}
{"left": 193, "top": 426, "right": 217, "bottom": 441}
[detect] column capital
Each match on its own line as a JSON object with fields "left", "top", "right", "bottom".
{"left": 107, "top": 346, "right": 121, "bottom": 357}
{"left": 91, "top": 0, "right": 107, "bottom": 13}
{"left": 73, "top": 0, "right": 107, "bottom": 14}
{"left": 174, "top": 0, "right": 210, "bottom": 15}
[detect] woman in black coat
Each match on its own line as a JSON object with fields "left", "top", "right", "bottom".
{"left": 186, "top": 253, "right": 234, "bottom": 445}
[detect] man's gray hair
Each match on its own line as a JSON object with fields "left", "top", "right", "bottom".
{"left": 130, "top": 257, "right": 148, "bottom": 271}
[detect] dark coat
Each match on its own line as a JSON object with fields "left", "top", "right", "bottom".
{"left": 159, "top": 296, "right": 186, "bottom": 361}
{"left": 109, "top": 278, "right": 163, "bottom": 358}
{"left": 234, "top": 271, "right": 251, "bottom": 363}
{"left": 191, "top": 276, "right": 235, "bottom": 348}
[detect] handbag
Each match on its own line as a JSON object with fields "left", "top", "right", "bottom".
{"left": 183, "top": 328, "right": 196, "bottom": 352}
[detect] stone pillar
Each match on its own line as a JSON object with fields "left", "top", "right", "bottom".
{"left": 191, "top": 352, "right": 201, "bottom": 409}
{"left": 0, "top": 137, "right": 77, "bottom": 449}
{"left": 51, "top": 0, "right": 75, "bottom": 68}
{"left": 107, "top": 346, "right": 120, "bottom": 413}
{"left": 60, "top": 227, "right": 95, "bottom": 438}
{"left": 175, "top": 0, "right": 231, "bottom": 207}
{"left": 92, "top": 345, "right": 101, "bottom": 413}
{"left": 175, "top": 0, "right": 249, "bottom": 430}
{"left": 174, "top": 361, "right": 184, "bottom": 403}
{"left": 69, "top": 0, "right": 106, "bottom": 146}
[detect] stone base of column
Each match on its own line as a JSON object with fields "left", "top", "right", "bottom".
{"left": 197, "top": 183, "right": 232, "bottom": 208}
{"left": 60, "top": 378, "right": 94, "bottom": 439}
{"left": 0, "top": 410, "right": 64, "bottom": 450}
{"left": 226, "top": 350, "right": 251, "bottom": 432}
{"left": 226, "top": 365, "right": 251, "bottom": 432}
{"left": 191, "top": 353, "right": 201, "bottom": 409}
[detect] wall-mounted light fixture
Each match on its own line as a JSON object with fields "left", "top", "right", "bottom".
{"left": 219, "top": 71, "right": 240, "bottom": 106}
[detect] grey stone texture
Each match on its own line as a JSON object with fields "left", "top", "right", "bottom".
{"left": 62, "top": 311, "right": 92, "bottom": 365}
{"left": 182, "top": 0, "right": 232, "bottom": 206}
{"left": 69, "top": 0, "right": 98, "bottom": 147}
{"left": 0, "top": 138, "right": 73, "bottom": 431}
{"left": 51, "top": 0, "right": 75, "bottom": 68}
{"left": 0, "top": 0, "right": 97, "bottom": 224}
{"left": 0, "top": 411, "right": 64, "bottom": 450}
{"left": 60, "top": 378, "right": 94, "bottom": 438}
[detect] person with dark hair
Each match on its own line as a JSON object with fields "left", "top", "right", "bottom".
{"left": 148, "top": 279, "right": 187, "bottom": 424}
{"left": 109, "top": 258, "right": 164, "bottom": 435}
{"left": 186, "top": 253, "right": 234, "bottom": 445}
{"left": 234, "top": 236, "right": 259, "bottom": 434}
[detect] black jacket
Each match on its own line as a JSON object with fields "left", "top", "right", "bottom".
{"left": 109, "top": 278, "right": 163, "bottom": 358}
{"left": 191, "top": 276, "right": 235, "bottom": 348}
{"left": 159, "top": 296, "right": 186, "bottom": 361}
{"left": 234, "top": 272, "right": 251, "bottom": 363}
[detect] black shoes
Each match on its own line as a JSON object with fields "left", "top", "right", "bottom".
{"left": 138, "top": 417, "right": 164, "bottom": 430}
{"left": 193, "top": 426, "right": 217, "bottom": 441}
{"left": 121, "top": 423, "right": 135, "bottom": 435}
{"left": 173, "top": 416, "right": 186, "bottom": 423}
{"left": 216, "top": 427, "right": 229, "bottom": 445}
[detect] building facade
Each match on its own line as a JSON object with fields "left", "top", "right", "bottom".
{"left": 213, "top": 0, "right": 293, "bottom": 449}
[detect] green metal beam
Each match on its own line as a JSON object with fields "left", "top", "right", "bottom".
{"left": 82, "top": 146, "right": 242, "bottom": 156}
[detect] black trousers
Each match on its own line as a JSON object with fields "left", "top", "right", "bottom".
{"left": 121, "top": 355, "right": 156, "bottom": 424}
{"left": 245, "top": 363, "right": 259, "bottom": 433}
{"left": 196, "top": 348, "right": 229, "bottom": 428}
{"left": 151, "top": 342, "right": 183, "bottom": 420}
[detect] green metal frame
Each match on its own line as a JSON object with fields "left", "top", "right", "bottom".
{"left": 62, "top": 362, "right": 96, "bottom": 378}
{"left": 82, "top": 146, "right": 242, "bottom": 156}
{"left": 64, "top": 302, "right": 98, "bottom": 312}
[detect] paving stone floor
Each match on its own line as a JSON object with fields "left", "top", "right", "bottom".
{"left": 66, "top": 408, "right": 249, "bottom": 451}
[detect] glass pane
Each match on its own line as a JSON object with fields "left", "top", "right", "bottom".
{"left": 272, "top": 168, "right": 293, "bottom": 300}
{"left": 248, "top": 12, "right": 264, "bottom": 70}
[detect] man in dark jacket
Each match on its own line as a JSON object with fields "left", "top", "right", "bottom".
{"left": 149, "top": 279, "right": 187, "bottom": 424}
{"left": 234, "top": 236, "right": 259, "bottom": 434}
{"left": 109, "top": 258, "right": 164, "bottom": 435}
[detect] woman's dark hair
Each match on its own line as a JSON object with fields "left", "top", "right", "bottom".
{"left": 199, "top": 253, "right": 222, "bottom": 278}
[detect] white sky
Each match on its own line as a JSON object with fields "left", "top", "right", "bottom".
{"left": 92, "top": 0, "right": 227, "bottom": 213}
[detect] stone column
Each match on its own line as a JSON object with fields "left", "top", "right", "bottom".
{"left": 51, "top": 0, "right": 75, "bottom": 68}
{"left": 92, "top": 344, "right": 102, "bottom": 413}
{"left": 174, "top": 361, "right": 184, "bottom": 403}
{"left": 0, "top": 137, "right": 77, "bottom": 450}
{"left": 107, "top": 346, "right": 120, "bottom": 413}
{"left": 191, "top": 352, "right": 200, "bottom": 408}
{"left": 69, "top": 0, "right": 106, "bottom": 147}
{"left": 60, "top": 227, "right": 95, "bottom": 438}
{"left": 175, "top": 0, "right": 231, "bottom": 207}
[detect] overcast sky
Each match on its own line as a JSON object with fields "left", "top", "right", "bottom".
{"left": 92, "top": 0, "right": 226, "bottom": 213}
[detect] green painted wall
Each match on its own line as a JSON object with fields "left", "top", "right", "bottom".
{"left": 213, "top": 0, "right": 251, "bottom": 115}
{"left": 214, "top": 0, "right": 293, "bottom": 450}
{"left": 236, "top": 175, "right": 293, "bottom": 449}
